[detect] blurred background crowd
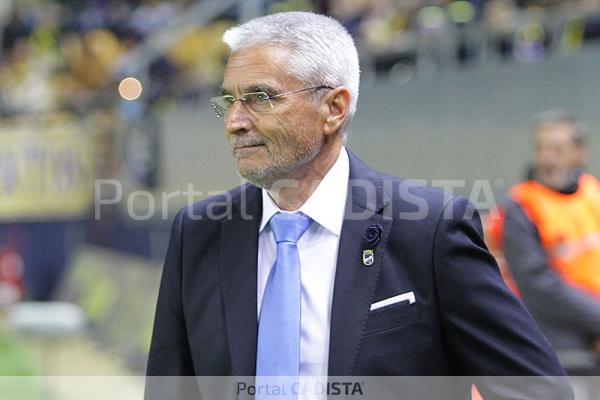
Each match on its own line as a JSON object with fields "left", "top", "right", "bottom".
{"left": 2, "top": 0, "right": 600, "bottom": 120}
{"left": 1, "top": 0, "right": 600, "bottom": 397}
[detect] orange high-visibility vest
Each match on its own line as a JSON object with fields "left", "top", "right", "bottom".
{"left": 483, "top": 207, "right": 521, "bottom": 296}
{"left": 510, "top": 173, "right": 600, "bottom": 298}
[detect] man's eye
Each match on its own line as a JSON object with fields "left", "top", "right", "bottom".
{"left": 256, "top": 92, "right": 270, "bottom": 102}
{"left": 245, "top": 92, "right": 269, "bottom": 103}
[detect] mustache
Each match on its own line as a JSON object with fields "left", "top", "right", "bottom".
{"left": 229, "top": 136, "right": 267, "bottom": 148}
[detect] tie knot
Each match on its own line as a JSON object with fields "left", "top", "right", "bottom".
{"left": 269, "top": 212, "right": 312, "bottom": 244}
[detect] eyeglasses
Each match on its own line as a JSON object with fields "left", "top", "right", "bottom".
{"left": 209, "top": 85, "right": 334, "bottom": 118}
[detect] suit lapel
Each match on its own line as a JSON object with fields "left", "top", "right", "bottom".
{"left": 220, "top": 184, "right": 262, "bottom": 376}
{"left": 328, "top": 151, "right": 392, "bottom": 376}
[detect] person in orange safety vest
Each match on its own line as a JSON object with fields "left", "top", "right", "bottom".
{"left": 501, "top": 109, "right": 600, "bottom": 374}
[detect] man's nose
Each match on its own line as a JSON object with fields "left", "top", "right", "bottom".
{"left": 224, "top": 100, "right": 252, "bottom": 135}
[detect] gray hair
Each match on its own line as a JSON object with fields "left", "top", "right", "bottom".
{"left": 222, "top": 11, "right": 360, "bottom": 135}
{"left": 532, "top": 108, "right": 589, "bottom": 146}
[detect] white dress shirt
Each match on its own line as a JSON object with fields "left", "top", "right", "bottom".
{"left": 258, "top": 147, "right": 349, "bottom": 382}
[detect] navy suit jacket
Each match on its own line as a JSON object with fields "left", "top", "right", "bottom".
{"left": 147, "top": 151, "right": 570, "bottom": 399}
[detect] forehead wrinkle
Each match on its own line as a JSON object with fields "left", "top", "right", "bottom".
{"left": 222, "top": 71, "right": 283, "bottom": 95}
{"left": 221, "top": 82, "right": 280, "bottom": 98}
{"left": 224, "top": 54, "right": 287, "bottom": 79}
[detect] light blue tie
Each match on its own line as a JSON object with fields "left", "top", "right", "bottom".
{"left": 256, "top": 212, "right": 312, "bottom": 398}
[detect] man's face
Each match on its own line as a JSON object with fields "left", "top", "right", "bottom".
{"left": 534, "top": 122, "right": 584, "bottom": 189}
{"left": 220, "top": 45, "right": 324, "bottom": 189}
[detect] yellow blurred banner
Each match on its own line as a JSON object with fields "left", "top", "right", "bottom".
{"left": 0, "top": 124, "right": 94, "bottom": 221}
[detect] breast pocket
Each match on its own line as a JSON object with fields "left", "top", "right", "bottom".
{"left": 364, "top": 300, "right": 421, "bottom": 336}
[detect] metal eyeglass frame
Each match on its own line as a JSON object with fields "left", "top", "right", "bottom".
{"left": 209, "top": 85, "right": 334, "bottom": 117}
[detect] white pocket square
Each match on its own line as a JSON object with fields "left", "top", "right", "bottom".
{"left": 370, "top": 291, "right": 416, "bottom": 311}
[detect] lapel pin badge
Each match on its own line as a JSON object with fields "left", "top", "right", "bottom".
{"left": 363, "top": 224, "right": 382, "bottom": 247}
{"left": 362, "top": 224, "right": 382, "bottom": 267}
{"left": 362, "top": 249, "right": 375, "bottom": 267}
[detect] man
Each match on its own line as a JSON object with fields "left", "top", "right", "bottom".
{"left": 503, "top": 109, "right": 600, "bottom": 374}
{"left": 147, "top": 12, "right": 569, "bottom": 399}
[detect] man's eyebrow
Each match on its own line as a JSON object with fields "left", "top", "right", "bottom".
{"left": 245, "top": 84, "right": 277, "bottom": 94}
{"left": 220, "top": 84, "right": 278, "bottom": 95}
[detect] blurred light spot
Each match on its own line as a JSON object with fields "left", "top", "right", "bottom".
{"left": 389, "top": 62, "right": 415, "bottom": 85}
{"left": 447, "top": 1, "right": 476, "bottom": 24}
{"left": 417, "top": 6, "right": 447, "bottom": 31}
{"left": 119, "top": 77, "right": 143, "bottom": 101}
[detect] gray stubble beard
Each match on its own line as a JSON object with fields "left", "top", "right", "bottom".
{"left": 235, "top": 135, "right": 322, "bottom": 190}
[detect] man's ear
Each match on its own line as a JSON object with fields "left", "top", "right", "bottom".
{"left": 320, "top": 87, "right": 350, "bottom": 136}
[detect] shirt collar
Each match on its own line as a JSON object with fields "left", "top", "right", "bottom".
{"left": 260, "top": 147, "right": 349, "bottom": 235}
